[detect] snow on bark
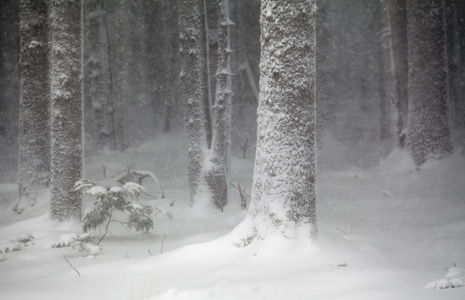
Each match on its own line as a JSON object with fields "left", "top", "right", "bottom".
{"left": 50, "top": 0, "right": 83, "bottom": 221}
{"left": 240, "top": 0, "right": 317, "bottom": 243}
{"left": 406, "top": 0, "right": 453, "bottom": 166}
{"left": 180, "top": 0, "right": 210, "bottom": 206}
{"left": 202, "top": 0, "right": 234, "bottom": 210}
{"left": 16, "top": 0, "right": 50, "bottom": 213}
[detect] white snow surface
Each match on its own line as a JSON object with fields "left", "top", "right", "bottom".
{"left": 0, "top": 131, "right": 464, "bottom": 299}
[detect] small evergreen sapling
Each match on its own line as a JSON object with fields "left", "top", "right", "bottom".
{"left": 75, "top": 179, "right": 172, "bottom": 245}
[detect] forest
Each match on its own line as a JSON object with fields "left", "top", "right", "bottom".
{"left": 0, "top": 0, "right": 465, "bottom": 299}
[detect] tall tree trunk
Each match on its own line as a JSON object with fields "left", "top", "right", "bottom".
{"left": 109, "top": 0, "right": 128, "bottom": 151}
{"left": 239, "top": 0, "right": 317, "bottom": 244}
{"left": 16, "top": 0, "right": 50, "bottom": 213}
{"left": 162, "top": 0, "right": 181, "bottom": 133}
{"left": 406, "top": 0, "right": 452, "bottom": 166}
{"left": 387, "top": 0, "right": 408, "bottom": 147}
{"left": 50, "top": 0, "right": 83, "bottom": 221}
{"left": 179, "top": 0, "right": 210, "bottom": 205}
{"left": 203, "top": 0, "right": 234, "bottom": 210}
{"left": 83, "top": 0, "right": 114, "bottom": 150}
{"left": 0, "top": 0, "right": 20, "bottom": 182}
{"left": 377, "top": 2, "right": 391, "bottom": 141}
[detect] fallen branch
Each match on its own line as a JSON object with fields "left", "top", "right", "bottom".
{"left": 112, "top": 169, "right": 164, "bottom": 199}
{"left": 64, "top": 256, "right": 81, "bottom": 277}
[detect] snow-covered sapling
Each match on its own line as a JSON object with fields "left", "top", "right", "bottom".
{"left": 75, "top": 179, "right": 172, "bottom": 245}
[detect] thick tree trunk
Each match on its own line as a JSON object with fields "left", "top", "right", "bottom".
{"left": 387, "top": 0, "right": 408, "bottom": 147}
{"left": 406, "top": 0, "right": 452, "bottom": 166}
{"left": 240, "top": 0, "right": 317, "bottom": 244}
{"left": 50, "top": 0, "right": 83, "bottom": 221}
{"left": 16, "top": 0, "right": 50, "bottom": 213}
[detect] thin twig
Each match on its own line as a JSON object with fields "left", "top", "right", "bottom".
{"left": 97, "top": 209, "right": 113, "bottom": 245}
{"left": 160, "top": 233, "right": 167, "bottom": 254}
{"left": 336, "top": 227, "right": 348, "bottom": 235}
{"left": 148, "top": 249, "right": 153, "bottom": 256}
{"left": 64, "top": 256, "right": 81, "bottom": 277}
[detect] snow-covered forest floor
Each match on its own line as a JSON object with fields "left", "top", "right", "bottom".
{"left": 0, "top": 131, "right": 464, "bottom": 300}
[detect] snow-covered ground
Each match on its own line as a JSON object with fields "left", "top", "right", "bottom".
{"left": 0, "top": 131, "right": 464, "bottom": 300}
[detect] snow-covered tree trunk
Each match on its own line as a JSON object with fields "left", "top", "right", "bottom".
{"left": 406, "top": 0, "right": 453, "bottom": 166}
{"left": 240, "top": 0, "right": 317, "bottom": 243}
{"left": 179, "top": 0, "right": 210, "bottom": 205}
{"left": 50, "top": 0, "right": 83, "bottom": 221}
{"left": 16, "top": 0, "right": 50, "bottom": 213}
{"left": 83, "top": 0, "right": 114, "bottom": 150}
{"left": 202, "top": 0, "right": 234, "bottom": 210}
{"left": 387, "top": 0, "right": 408, "bottom": 148}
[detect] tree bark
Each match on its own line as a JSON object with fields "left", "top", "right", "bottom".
{"left": 179, "top": 0, "right": 210, "bottom": 205}
{"left": 406, "top": 0, "right": 452, "bottom": 166}
{"left": 240, "top": 0, "right": 317, "bottom": 243}
{"left": 50, "top": 0, "right": 83, "bottom": 221}
{"left": 16, "top": 0, "right": 50, "bottom": 213}
{"left": 203, "top": 0, "right": 234, "bottom": 210}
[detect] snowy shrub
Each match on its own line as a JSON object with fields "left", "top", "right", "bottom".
{"left": 0, "top": 234, "right": 35, "bottom": 261}
{"left": 75, "top": 179, "right": 172, "bottom": 245}
{"left": 425, "top": 267, "right": 465, "bottom": 289}
{"left": 51, "top": 233, "right": 102, "bottom": 256}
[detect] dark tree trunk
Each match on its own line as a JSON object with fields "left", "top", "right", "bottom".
{"left": 406, "top": 0, "right": 453, "bottom": 166}
{"left": 16, "top": 0, "right": 50, "bottom": 213}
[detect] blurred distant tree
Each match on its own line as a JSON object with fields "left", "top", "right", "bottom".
{"left": 50, "top": 0, "right": 83, "bottom": 220}
{"left": 83, "top": 0, "right": 114, "bottom": 150}
{"left": 316, "top": 0, "right": 335, "bottom": 145}
{"left": 0, "top": 0, "right": 20, "bottom": 182}
{"left": 15, "top": 0, "right": 50, "bottom": 213}
{"left": 406, "top": 0, "right": 452, "bottom": 166}
{"left": 387, "top": 0, "right": 408, "bottom": 148}
{"left": 107, "top": 0, "right": 129, "bottom": 151}
{"left": 444, "top": 0, "right": 465, "bottom": 130}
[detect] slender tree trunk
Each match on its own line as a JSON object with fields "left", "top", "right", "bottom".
{"left": 50, "top": 0, "right": 83, "bottom": 220}
{"left": 239, "top": 0, "right": 317, "bottom": 244}
{"left": 406, "top": 0, "right": 452, "bottom": 166}
{"left": 387, "top": 0, "right": 408, "bottom": 147}
{"left": 377, "top": 2, "right": 391, "bottom": 141}
{"left": 203, "top": 0, "right": 234, "bottom": 210}
{"left": 16, "top": 0, "right": 50, "bottom": 213}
